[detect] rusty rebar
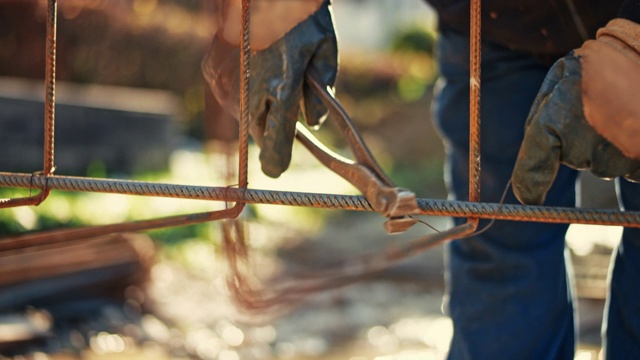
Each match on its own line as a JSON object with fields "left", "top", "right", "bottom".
{"left": 468, "top": 0, "right": 481, "bottom": 206}
{"left": 237, "top": 0, "right": 250, "bottom": 190}
{"left": 455, "top": 0, "right": 482, "bottom": 238}
{"left": 44, "top": 0, "right": 57, "bottom": 177}
{"left": 0, "top": 207, "right": 238, "bottom": 251}
{"left": 1, "top": 172, "right": 638, "bottom": 228}
{"left": 0, "top": 0, "right": 57, "bottom": 209}
{"left": 2, "top": 0, "right": 640, "bottom": 243}
{"left": 220, "top": 0, "right": 251, "bottom": 221}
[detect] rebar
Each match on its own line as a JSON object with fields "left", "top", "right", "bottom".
{"left": 44, "top": 0, "right": 57, "bottom": 177}
{"left": 469, "top": 0, "right": 481, "bottom": 206}
{"left": 1, "top": 172, "right": 638, "bottom": 228}
{"left": 214, "top": 0, "right": 251, "bottom": 220}
{"left": 455, "top": 0, "right": 482, "bottom": 237}
{"left": 3, "top": 0, "right": 638, "bottom": 320}
{"left": 237, "top": 0, "right": 250, "bottom": 190}
{"left": 2, "top": 0, "right": 640, "bottom": 238}
{"left": 0, "top": 0, "right": 57, "bottom": 209}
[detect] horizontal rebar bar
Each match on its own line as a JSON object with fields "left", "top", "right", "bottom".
{"left": 1, "top": 172, "right": 639, "bottom": 227}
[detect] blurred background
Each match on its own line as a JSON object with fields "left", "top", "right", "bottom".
{"left": 0, "top": 0, "right": 618, "bottom": 359}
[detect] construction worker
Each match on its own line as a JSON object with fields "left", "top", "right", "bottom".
{"left": 203, "top": 0, "right": 640, "bottom": 358}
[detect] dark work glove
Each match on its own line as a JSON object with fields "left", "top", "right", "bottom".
{"left": 202, "top": 1, "right": 338, "bottom": 178}
{"left": 512, "top": 19, "right": 640, "bottom": 205}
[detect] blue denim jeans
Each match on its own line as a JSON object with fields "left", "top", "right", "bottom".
{"left": 434, "top": 30, "right": 640, "bottom": 359}
{"left": 604, "top": 178, "right": 640, "bottom": 359}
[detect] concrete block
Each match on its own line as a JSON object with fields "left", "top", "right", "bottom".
{"left": 0, "top": 77, "right": 183, "bottom": 175}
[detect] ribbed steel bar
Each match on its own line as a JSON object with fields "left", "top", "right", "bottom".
{"left": 212, "top": 0, "right": 251, "bottom": 221}
{"left": 453, "top": 0, "right": 482, "bottom": 239}
{"left": 44, "top": 0, "right": 57, "bottom": 176}
{"left": 468, "top": 0, "right": 481, "bottom": 206}
{"left": 1, "top": 172, "right": 639, "bottom": 227}
{"left": 0, "top": 0, "right": 57, "bottom": 209}
{"left": 237, "top": 0, "right": 250, "bottom": 190}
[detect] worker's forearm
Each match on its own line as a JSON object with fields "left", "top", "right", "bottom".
{"left": 214, "top": 0, "right": 324, "bottom": 50}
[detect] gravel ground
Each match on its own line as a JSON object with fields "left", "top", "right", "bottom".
{"left": 0, "top": 211, "right": 607, "bottom": 360}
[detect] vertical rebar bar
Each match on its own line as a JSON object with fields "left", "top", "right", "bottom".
{"left": 237, "top": 0, "right": 251, "bottom": 190}
{"left": 462, "top": 0, "right": 482, "bottom": 232}
{"left": 44, "top": 0, "right": 57, "bottom": 177}
{"left": 219, "top": 0, "right": 251, "bottom": 220}
{"left": 0, "top": 0, "right": 57, "bottom": 209}
{"left": 469, "top": 0, "right": 481, "bottom": 206}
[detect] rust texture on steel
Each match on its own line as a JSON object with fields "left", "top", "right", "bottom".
{"left": 217, "top": 0, "right": 251, "bottom": 221}
{"left": 1, "top": 173, "right": 639, "bottom": 229}
{"left": 1, "top": 0, "right": 640, "bottom": 237}
{"left": 452, "top": 0, "right": 483, "bottom": 240}
{"left": 237, "top": 0, "right": 250, "bottom": 191}
{"left": 0, "top": 0, "right": 57, "bottom": 209}
{"left": 468, "top": 0, "right": 481, "bottom": 206}
{"left": 43, "top": 0, "right": 57, "bottom": 177}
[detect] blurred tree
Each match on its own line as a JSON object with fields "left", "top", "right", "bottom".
{"left": 390, "top": 25, "right": 437, "bottom": 55}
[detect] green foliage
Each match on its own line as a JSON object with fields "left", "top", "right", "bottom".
{"left": 397, "top": 74, "right": 428, "bottom": 102}
{"left": 390, "top": 159, "right": 446, "bottom": 199}
{"left": 390, "top": 25, "right": 437, "bottom": 55}
{"left": 0, "top": 190, "right": 84, "bottom": 236}
{"left": 0, "top": 177, "right": 208, "bottom": 246}
{"left": 384, "top": 26, "right": 439, "bottom": 101}
{"left": 86, "top": 160, "right": 107, "bottom": 179}
{"left": 148, "top": 222, "right": 212, "bottom": 247}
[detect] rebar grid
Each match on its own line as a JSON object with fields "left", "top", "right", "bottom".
{"left": 1, "top": 0, "right": 639, "bottom": 236}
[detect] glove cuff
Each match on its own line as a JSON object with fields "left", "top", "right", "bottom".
{"left": 579, "top": 19, "right": 640, "bottom": 159}
{"left": 596, "top": 19, "right": 640, "bottom": 62}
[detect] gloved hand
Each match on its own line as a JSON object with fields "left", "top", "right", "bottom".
{"left": 512, "top": 19, "right": 640, "bottom": 205}
{"left": 202, "top": 0, "right": 338, "bottom": 178}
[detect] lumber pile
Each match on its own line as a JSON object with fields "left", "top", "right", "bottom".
{"left": 0, "top": 233, "right": 154, "bottom": 311}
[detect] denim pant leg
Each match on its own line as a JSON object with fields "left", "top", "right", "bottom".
{"left": 604, "top": 179, "right": 640, "bottom": 359}
{"left": 433, "top": 31, "right": 579, "bottom": 360}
